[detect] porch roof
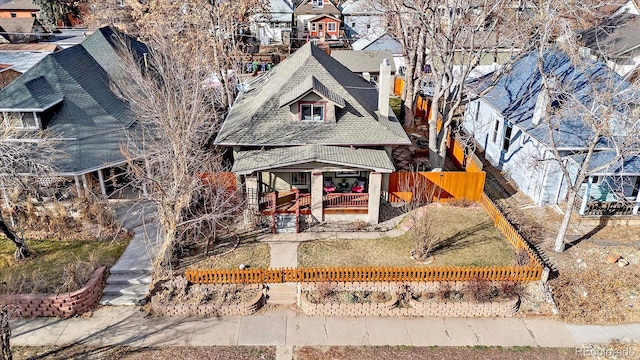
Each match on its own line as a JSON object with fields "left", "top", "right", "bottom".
{"left": 568, "top": 152, "right": 640, "bottom": 176}
{"left": 232, "top": 145, "right": 395, "bottom": 174}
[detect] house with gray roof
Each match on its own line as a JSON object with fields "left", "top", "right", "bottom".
{"left": 294, "top": 0, "right": 341, "bottom": 39}
{"left": 578, "top": 12, "right": 640, "bottom": 77}
{"left": 464, "top": 50, "right": 640, "bottom": 216}
{"left": 215, "top": 42, "right": 410, "bottom": 229}
{"left": 0, "top": 17, "right": 48, "bottom": 43}
{"left": 330, "top": 49, "right": 393, "bottom": 82}
{"left": 0, "top": 26, "right": 148, "bottom": 198}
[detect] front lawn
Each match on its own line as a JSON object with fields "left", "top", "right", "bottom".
{"left": 0, "top": 237, "right": 129, "bottom": 294}
{"left": 298, "top": 205, "right": 515, "bottom": 268}
{"left": 188, "top": 236, "right": 270, "bottom": 270}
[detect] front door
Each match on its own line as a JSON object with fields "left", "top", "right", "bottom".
{"left": 318, "top": 23, "right": 324, "bottom": 37}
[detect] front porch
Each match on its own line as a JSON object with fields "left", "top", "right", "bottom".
{"left": 574, "top": 176, "right": 640, "bottom": 216}
{"left": 258, "top": 191, "right": 370, "bottom": 215}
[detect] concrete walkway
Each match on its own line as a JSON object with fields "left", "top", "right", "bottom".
{"left": 10, "top": 308, "right": 640, "bottom": 348}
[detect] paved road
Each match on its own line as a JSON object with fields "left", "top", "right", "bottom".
{"left": 10, "top": 308, "right": 640, "bottom": 348}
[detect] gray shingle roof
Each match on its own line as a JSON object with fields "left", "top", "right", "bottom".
{"left": 578, "top": 13, "right": 640, "bottom": 57}
{"left": 294, "top": 0, "right": 341, "bottom": 15}
{"left": 568, "top": 152, "right": 640, "bottom": 175}
{"left": 215, "top": 42, "right": 409, "bottom": 146}
{"left": 0, "top": 27, "right": 148, "bottom": 175}
{"left": 279, "top": 75, "right": 345, "bottom": 107}
{"left": 233, "top": 145, "right": 395, "bottom": 174}
{"left": 330, "top": 49, "right": 394, "bottom": 74}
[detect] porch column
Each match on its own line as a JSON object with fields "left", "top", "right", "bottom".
{"left": 579, "top": 175, "right": 593, "bottom": 215}
{"left": 368, "top": 172, "right": 382, "bottom": 224}
{"left": 633, "top": 190, "right": 640, "bottom": 215}
{"left": 97, "top": 169, "right": 107, "bottom": 197}
{"left": 81, "top": 174, "right": 89, "bottom": 197}
{"left": 74, "top": 175, "right": 82, "bottom": 195}
{"left": 246, "top": 175, "right": 259, "bottom": 212}
{"left": 311, "top": 171, "right": 323, "bottom": 222}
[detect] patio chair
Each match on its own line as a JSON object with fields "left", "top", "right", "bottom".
{"left": 351, "top": 178, "right": 366, "bottom": 193}
{"left": 324, "top": 177, "right": 336, "bottom": 193}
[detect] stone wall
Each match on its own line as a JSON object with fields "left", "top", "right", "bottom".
{"left": 0, "top": 266, "right": 106, "bottom": 318}
{"left": 300, "top": 282, "right": 519, "bottom": 317}
{"left": 150, "top": 284, "right": 265, "bottom": 317}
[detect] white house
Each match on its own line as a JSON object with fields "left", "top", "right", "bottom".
{"left": 250, "top": 0, "right": 294, "bottom": 44}
{"left": 464, "top": 50, "right": 640, "bottom": 216}
{"left": 340, "top": 0, "right": 386, "bottom": 39}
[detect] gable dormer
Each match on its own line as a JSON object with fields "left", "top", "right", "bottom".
{"left": 279, "top": 75, "right": 345, "bottom": 123}
{"left": 0, "top": 76, "right": 62, "bottom": 130}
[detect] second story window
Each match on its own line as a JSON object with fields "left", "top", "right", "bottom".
{"left": 300, "top": 103, "right": 324, "bottom": 121}
{"left": 10, "top": 12, "right": 17, "bottom": 18}
{"left": 2, "top": 112, "right": 40, "bottom": 129}
{"left": 312, "top": 0, "right": 323, "bottom": 8}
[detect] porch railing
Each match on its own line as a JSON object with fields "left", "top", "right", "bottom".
{"left": 323, "top": 193, "right": 369, "bottom": 208}
{"left": 574, "top": 194, "right": 637, "bottom": 216}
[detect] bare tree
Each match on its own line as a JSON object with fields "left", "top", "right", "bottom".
{"left": 385, "top": 0, "right": 530, "bottom": 170}
{"left": 0, "top": 117, "right": 61, "bottom": 259}
{"left": 112, "top": 33, "right": 246, "bottom": 273}
{"left": 532, "top": 58, "right": 640, "bottom": 252}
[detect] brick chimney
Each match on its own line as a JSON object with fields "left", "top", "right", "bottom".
{"left": 378, "top": 58, "right": 391, "bottom": 118}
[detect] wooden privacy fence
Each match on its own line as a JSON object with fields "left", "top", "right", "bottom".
{"left": 387, "top": 171, "right": 486, "bottom": 202}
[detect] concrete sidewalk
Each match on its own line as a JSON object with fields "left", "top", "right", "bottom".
{"left": 10, "top": 307, "right": 640, "bottom": 348}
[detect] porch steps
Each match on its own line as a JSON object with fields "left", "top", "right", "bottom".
{"left": 99, "top": 282, "right": 150, "bottom": 306}
{"left": 266, "top": 283, "right": 298, "bottom": 305}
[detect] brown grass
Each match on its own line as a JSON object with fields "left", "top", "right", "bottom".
{"left": 189, "top": 239, "right": 270, "bottom": 269}
{"left": 298, "top": 205, "right": 514, "bottom": 267}
{"left": 12, "top": 346, "right": 276, "bottom": 360}
{"left": 0, "top": 237, "right": 129, "bottom": 294}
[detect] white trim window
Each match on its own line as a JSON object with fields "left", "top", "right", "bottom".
{"left": 2, "top": 112, "right": 39, "bottom": 129}
{"left": 312, "top": 0, "right": 323, "bottom": 8}
{"left": 327, "top": 22, "right": 336, "bottom": 32}
{"left": 490, "top": 116, "right": 501, "bottom": 144}
{"left": 502, "top": 123, "right": 513, "bottom": 151}
{"left": 310, "top": 22, "right": 317, "bottom": 31}
{"left": 300, "top": 103, "right": 325, "bottom": 121}
{"left": 291, "top": 172, "right": 309, "bottom": 188}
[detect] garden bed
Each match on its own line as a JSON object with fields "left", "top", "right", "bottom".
{"left": 298, "top": 204, "right": 515, "bottom": 267}
{"left": 300, "top": 281, "right": 521, "bottom": 317}
{"left": 151, "top": 278, "right": 264, "bottom": 316}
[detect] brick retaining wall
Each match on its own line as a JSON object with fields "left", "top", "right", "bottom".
{"left": 0, "top": 266, "right": 106, "bottom": 318}
{"left": 150, "top": 284, "right": 265, "bottom": 317}
{"left": 300, "top": 282, "right": 519, "bottom": 317}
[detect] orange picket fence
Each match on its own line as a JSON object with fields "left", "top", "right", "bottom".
{"left": 185, "top": 265, "right": 542, "bottom": 285}
{"left": 479, "top": 193, "right": 543, "bottom": 267}
{"left": 393, "top": 77, "right": 405, "bottom": 96}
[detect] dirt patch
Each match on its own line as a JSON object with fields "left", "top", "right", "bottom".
{"left": 295, "top": 346, "right": 583, "bottom": 360}
{"left": 12, "top": 346, "right": 275, "bottom": 360}
{"left": 154, "top": 277, "right": 259, "bottom": 306}
{"left": 306, "top": 290, "right": 392, "bottom": 304}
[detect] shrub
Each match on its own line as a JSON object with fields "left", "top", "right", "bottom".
{"left": 500, "top": 281, "right": 525, "bottom": 299}
{"left": 315, "top": 282, "right": 335, "bottom": 301}
{"left": 513, "top": 248, "right": 530, "bottom": 266}
{"left": 438, "top": 281, "right": 452, "bottom": 301}
{"left": 466, "top": 277, "right": 492, "bottom": 302}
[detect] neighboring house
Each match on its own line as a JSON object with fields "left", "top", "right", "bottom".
{"left": 330, "top": 49, "right": 394, "bottom": 82}
{"left": 0, "top": 63, "right": 20, "bottom": 88}
{"left": 351, "top": 32, "right": 404, "bottom": 73}
{"left": 0, "top": 43, "right": 59, "bottom": 70}
{"left": 0, "top": 27, "right": 148, "bottom": 198}
{"left": 0, "top": 0, "right": 39, "bottom": 19}
{"left": 250, "top": 0, "right": 294, "bottom": 45}
{"left": 464, "top": 50, "right": 640, "bottom": 216}
{"left": 577, "top": 13, "right": 640, "bottom": 77}
{"left": 0, "top": 17, "right": 48, "bottom": 43}
{"left": 215, "top": 42, "right": 410, "bottom": 229}
{"left": 294, "top": 0, "right": 341, "bottom": 38}
{"left": 307, "top": 14, "right": 341, "bottom": 39}
{"left": 340, "top": 0, "right": 386, "bottom": 39}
